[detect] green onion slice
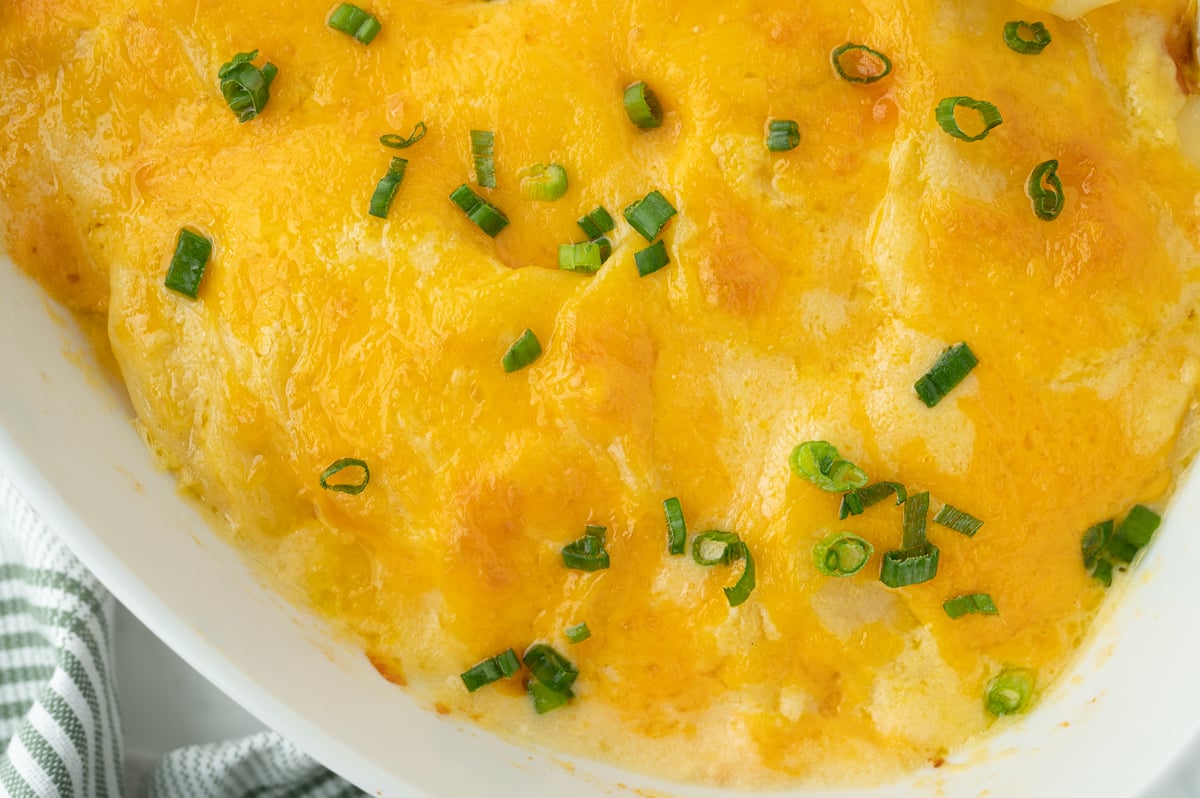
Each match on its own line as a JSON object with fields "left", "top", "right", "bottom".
{"left": 592, "top": 236, "right": 613, "bottom": 264}
{"left": 528, "top": 679, "right": 572, "bottom": 713}
{"left": 766, "top": 119, "right": 800, "bottom": 152}
{"left": 319, "top": 458, "right": 370, "bottom": 495}
{"left": 933, "top": 503, "right": 984, "bottom": 537}
{"left": 635, "top": 240, "right": 670, "bottom": 277}
{"left": 1081, "top": 519, "right": 1114, "bottom": 570}
{"left": 1117, "top": 504, "right": 1161, "bottom": 547}
{"left": 328, "top": 3, "right": 381, "bottom": 44}
{"left": 880, "top": 542, "right": 940, "bottom": 588}
{"left": 691, "top": 530, "right": 740, "bottom": 566}
{"left": 623, "top": 81, "right": 663, "bottom": 129}
{"left": 788, "top": 441, "right": 869, "bottom": 492}
{"left": 664, "top": 497, "right": 686, "bottom": 556}
{"left": 470, "top": 129, "right": 496, "bottom": 188}
{"left": 985, "top": 668, "right": 1034, "bottom": 716}
{"left": 935, "top": 97, "right": 1003, "bottom": 142}
{"left": 164, "top": 228, "right": 213, "bottom": 299}
{"left": 577, "top": 206, "right": 615, "bottom": 239}
{"left": 830, "top": 43, "right": 893, "bottom": 84}
{"left": 380, "top": 121, "right": 426, "bottom": 149}
{"left": 902, "top": 491, "right": 930, "bottom": 549}
{"left": 1107, "top": 504, "right": 1161, "bottom": 564}
{"left": 1106, "top": 536, "right": 1139, "bottom": 565}
{"left": 558, "top": 242, "right": 604, "bottom": 273}
{"left": 1092, "top": 558, "right": 1114, "bottom": 587}
{"left": 460, "top": 647, "right": 520, "bottom": 692}
{"left": 449, "top": 183, "right": 509, "bottom": 237}
{"left": 691, "top": 531, "right": 756, "bottom": 606}
{"left": 564, "top": 623, "right": 591, "bottom": 644}
{"left": 218, "top": 50, "right": 277, "bottom": 123}
{"left": 812, "top": 532, "right": 874, "bottom": 577}
{"left": 915, "top": 342, "right": 978, "bottom": 408}
{"left": 523, "top": 644, "right": 578, "bottom": 693}
{"left": 623, "top": 190, "right": 677, "bottom": 242}
{"left": 519, "top": 163, "right": 568, "bottom": 201}
{"left": 839, "top": 481, "right": 907, "bottom": 519}
{"left": 943, "top": 593, "right": 998, "bottom": 619}
{"left": 368, "top": 156, "right": 407, "bottom": 219}
{"left": 1004, "top": 21, "right": 1052, "bottom": 55}
{"left": 562, "top": 524, "right": 610, "bottom": 571}
{"left": 501, "top": 328, "right": 542, "bottom": 373}
{"left": 723, "top": 542, "right": 756, "bottom": 607}
{"left": 1027, "top": 159, "right": 1065, "bottom": 222}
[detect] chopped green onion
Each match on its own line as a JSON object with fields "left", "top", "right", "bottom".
{"left": 564, "top": 623, "right": 591, "bottom": 644}
{"left": 812, "top": 532, "right": 874, "bottom": 577}
{"left": 902, "top": 491, "right": 930, "bottom": 549}
{"left": 1027, "top": 159, "right": 1065, "bottom": 222}
{"left": 501, "top": 328, "right": 542, "bottom": 373}
{"left": 519, "top": 163, "right": 568, "bottom": 201}
{"left": 562, "top": 524, "right": 610, "bottom": 571}
{"left": 830, "top": 42, "right": 893, "bottom": 84}
{"left": 1105, "top": 536, "right": 1139, "bottom": 565}
{"left": 449, "top": 183, "right": 509, "bottom": 237}
{"left": 766, "top": 119, "right": 800, "bottom": 152}
{"left": 319, "top": 458, "right": 370, "bottom": 495}
{"left": 577, "top": 206, "right": 615, "bottom": 239}
{"left": 623, "top": 81, "right": 663, "bottom": 129}
{"left": 880, "top": 543, "right": 940, "bottom": 588}
{"left": 788, "top": 441, "right": 869, "bottom": 492}
{"left": 933, "top": 503, "right": 984, "bottom": 537}
{"left": 523, "top": 644, "right": 578, "bottom": 693}
{"left": 1106, "top": 504, "right": 1161, "bottom": 563}
{"left": 592, "top": 236, "right": 612, "bottom": 263}
{"left": 460, "top": 648, "right": 520, "bottom": 692}
{"left": 1092, "top": 558, "right": 1114, "bottom": 587}
{"left": 635, "top": 240, "right": 670, "bottom": 277}
{"left": 623, "top": 190, "right": 677, "bottom": 242}
{"left": 691, "top": 531, "right": 755, "bottom": 606}
{"left": 839, "top": 481, "right": 907, "bottom": 520}
{"left": 664, "top": 497, "right": 686, "bottom": 556}
{"left": 1117, "top": 504, "right": 1161, "bottom": 547}
{"left": 723, "top": 542, "right": 755, "bottom": 607}
{"left": 943, "top": 593, "right": 998, "bottom": 619}
{"left": 985, "top": 669, "right": 1034, "bottom": 716}
{"left": 527, "top": 680, "right": 572, "bottom": 713}
{"left": 558, "top": 237, "right": 610, "bottom": 272}
{"left": 470, "top": 129, "right": 496, "bottom": 188}
{"left": 218, "top": 50, "right": 278, "bottom": 123}
{"left": 558, "top": 242, "right": 605, "bottom": 273}
{"left": 380, "top": 121, "right": 426, "bottom": 149}
{"left": 1004, "top": 21, "right": 1052, "bottom": 55}
{"left": 935, "top": 97, "right": 1003, "bottom": 142}
{"left": 368, "top": 157, "right": 407, "bottom": 219}
{"left": 328, "top": 3, "right": 381, "bottom": 44}
{"left": 915, "top": 342, "right": 978, "bottom": 408}
{"left": 691, "top": 530, "right": 741, "bottom": 566}
{"left": 1081, "top": 519, "right": 1114, "bottom": 570}
{"left": 164, "top": 228, "right": 213, "bottom": 299}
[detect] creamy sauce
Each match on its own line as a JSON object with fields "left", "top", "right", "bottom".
{"left": 2, "top": 0, "right": 1200, "bottom": 787}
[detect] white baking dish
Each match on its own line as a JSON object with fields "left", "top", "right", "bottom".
{"left": 1, "top": 247, "right": 1198, "bottom": 797}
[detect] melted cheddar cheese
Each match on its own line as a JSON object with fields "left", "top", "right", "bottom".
{"left": 4, "top": 0, "right": 1200, "bottom": 787}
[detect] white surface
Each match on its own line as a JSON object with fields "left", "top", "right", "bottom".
{"left": 6, "top": 251, "right": 1200, "bottom": 798}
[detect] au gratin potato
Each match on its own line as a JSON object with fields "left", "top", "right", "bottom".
{"left": 3, "top": 0, "right": 1200, "bottom": 787}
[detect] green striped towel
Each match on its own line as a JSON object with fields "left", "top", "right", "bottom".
{"left": 0, "top": 474, "right": 363, "bottom": 798}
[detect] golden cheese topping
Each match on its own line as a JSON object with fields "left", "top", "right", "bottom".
{"left": 4, "top": 0, "right": 1200, "bottom": 787}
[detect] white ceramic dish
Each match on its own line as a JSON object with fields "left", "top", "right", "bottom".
{"left": 2, "top": 246, "right": 1199, "bottom": 798}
